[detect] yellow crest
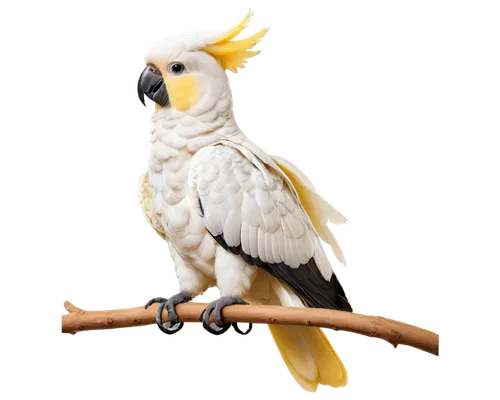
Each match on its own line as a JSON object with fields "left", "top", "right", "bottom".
{"left": 203, "top": 10, "right": 269, "bottom": 73}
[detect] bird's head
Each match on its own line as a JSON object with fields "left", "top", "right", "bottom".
{"left": 138, "top": 11, "right": 268, "bottom": 114}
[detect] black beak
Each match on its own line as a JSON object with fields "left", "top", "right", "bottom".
{"left": 137, "top": 65, "right": 169, "bottom": 107}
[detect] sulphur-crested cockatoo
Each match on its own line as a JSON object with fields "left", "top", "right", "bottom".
{"left": 137, "top": 11, "right": 352, "bottom": 392}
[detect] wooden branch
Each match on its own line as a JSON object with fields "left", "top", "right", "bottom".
{"left": 62, "top": 301, "right": 438, "bottom": 356}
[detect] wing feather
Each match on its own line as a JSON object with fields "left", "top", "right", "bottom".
{"left": 263, "top": 230, "right": 273, "bottom": 263}
{"left": 242, "top": 192, "right": 262, "bottom": 226}
{"left": 240, "top": 220, "right": 251, "bottom": 255}
{"left": 223, "top": 209, "right": 242, "bottom": 247}
{"left": 257, "top": 227, "right": 266, "bottom": 259}
{"left": 189, "top": 143, "right": 351, "bottom": 311}
{"left": 271, "top": 230, "right": 282, "bottom": 264}
{"left": 248, "top": 224, "right": 259, "bottom": 258}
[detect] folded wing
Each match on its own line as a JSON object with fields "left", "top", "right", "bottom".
{"left": 189, "top": 142, "right": 351, "bottom": 311}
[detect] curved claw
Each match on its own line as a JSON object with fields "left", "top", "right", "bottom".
{"left": 146, "top": 295, "right": 190, "bottom": 335}
{"left": 200, "top": 297, "right": 249, "bottom": 336}
{"left": 232, "top": 322, "right": 253, "bottom": 335}
{"left": 202, "top": 317, "right": 231, "bottom": 335}
{"left": 144, "top": 296, "right": 161, "bottom": 310}
{"left": 156, "top": 302, "right": 184, "bottom": 335}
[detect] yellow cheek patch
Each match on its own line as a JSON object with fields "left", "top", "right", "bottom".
{"left": 164, "top": 74, "right": 199, "bottom": 111}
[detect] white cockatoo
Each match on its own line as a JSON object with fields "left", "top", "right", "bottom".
{"left": 137, "top": 11, "right": 352, "bottom": 392}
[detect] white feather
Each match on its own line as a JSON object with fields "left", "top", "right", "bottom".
{"left": 284, "top": 191, "right": 296, "bottom": 212}
{"left": 271, "top": 279, "right": 305, "bottom": 307}
{"left": 203, "top": 164, "right": 219, "bottom": 183}
{"left": 152, "top": 193, "right": 163, "bottom": 214}
{"left": 262, "top": 209, "right": 280, "bottom": 233}
{"left": 165, "top": 205, "right": 189, "bottom": 231}
{"left": 313, "top": 239, "right": 334, "bottom": 281}
{"left": 199, "top": 106, "right": 219, "bottom": 123}
{"left": 208, "top": 191, "right": 226, "bottom": 205}
{"left": 284, "top": 212, "right": 305, "bottom": 239}
{"left": 188, "top": 142, "right": 339, "bottom": 286}
{"left": 223, "top": 209, "right": 242, "bottom": 247}
{"left": 233, "top": 163, "right": 251, "bottom": 183}
{"left": 151, "top": 142, "right": 179, "bottom": 160}
{"left": 285, "top": 238, "right": 298, "bottom": 268}
{"left": 277, "top": 229, "right": 286, "bottom": 263}
{"left": 271, "top": 230, "right": 282, "bottom": 264}
{"left": 263, "top": 231, "right": 274, "bottom": 264}
{"left": 248, "top": 224, "right": 259, "bottom": 258}
{"left": 188, "top": 131, "right": 222, "bottom": 152}
{"left": 302, "top": 227, "right": 315, "bottom": 260}
{"left": 257, "top": 228, "right": 266, "bottom": 260}
{"left": 242, "top": 192, "right": 262, "bottom": 227}
{"left": 255, "top": 189, "right": 274, "bottom": 214}
{"left": 278, "top": 203, "right": 286, "bottom": 216}
{"left": 272, "top": 189, "right": 285, "bottom": 205}
{"left": 226, "top": 180, "right": 241, "bottom": 196}
{"left": 211, "top": 177, "right": 226, "bottom": 193}
{"left": 197, "top": 234, "right": 216, "bottom": 261}
{"left": 162, "top": 132, "right": 187, "bottom": 149}
{"left": 228, "top": 190, "right": 243, "bottom": 209}
{"left": 240, "top": 221, "right": 251, "bottom": 255}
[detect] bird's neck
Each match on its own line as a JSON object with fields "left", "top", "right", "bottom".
{"left": 150, "top": 110, "right": 236, "bottom": 145}
{"left": 149, "top": 90, "right": 245, "bottom": 155}
{"left": 150, "top": 84, "right": 241, "bottom": 146}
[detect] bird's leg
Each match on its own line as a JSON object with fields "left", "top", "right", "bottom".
{"left": 145, "top": 291, "right": 192, "bottom": 334}
{"left": 200, "top": 296, "right": 253, "bottom": 335}
{"left": 200, "top": 247, "right": 257, "bottom": 335}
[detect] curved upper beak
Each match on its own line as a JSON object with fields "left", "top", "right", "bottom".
{"left": 137, "top": 65, "right": 169, "bottom": 107}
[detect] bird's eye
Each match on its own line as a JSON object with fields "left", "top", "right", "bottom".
{"left": 168, "top": 62, "right": 185, "bottom": 74}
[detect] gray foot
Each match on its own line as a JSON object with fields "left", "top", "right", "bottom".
{"left": 231, "top": 322, "right": 255, "bottom": 336}
{"left": 200, "top": 296, "right": 252, "bottom": 335}
{"left": 145, "top": 291, "right": 192, "bottom": 335}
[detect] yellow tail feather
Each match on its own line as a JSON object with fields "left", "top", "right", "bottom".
{"left": 268, "top": 325, "right": 347, "bottom": 391}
